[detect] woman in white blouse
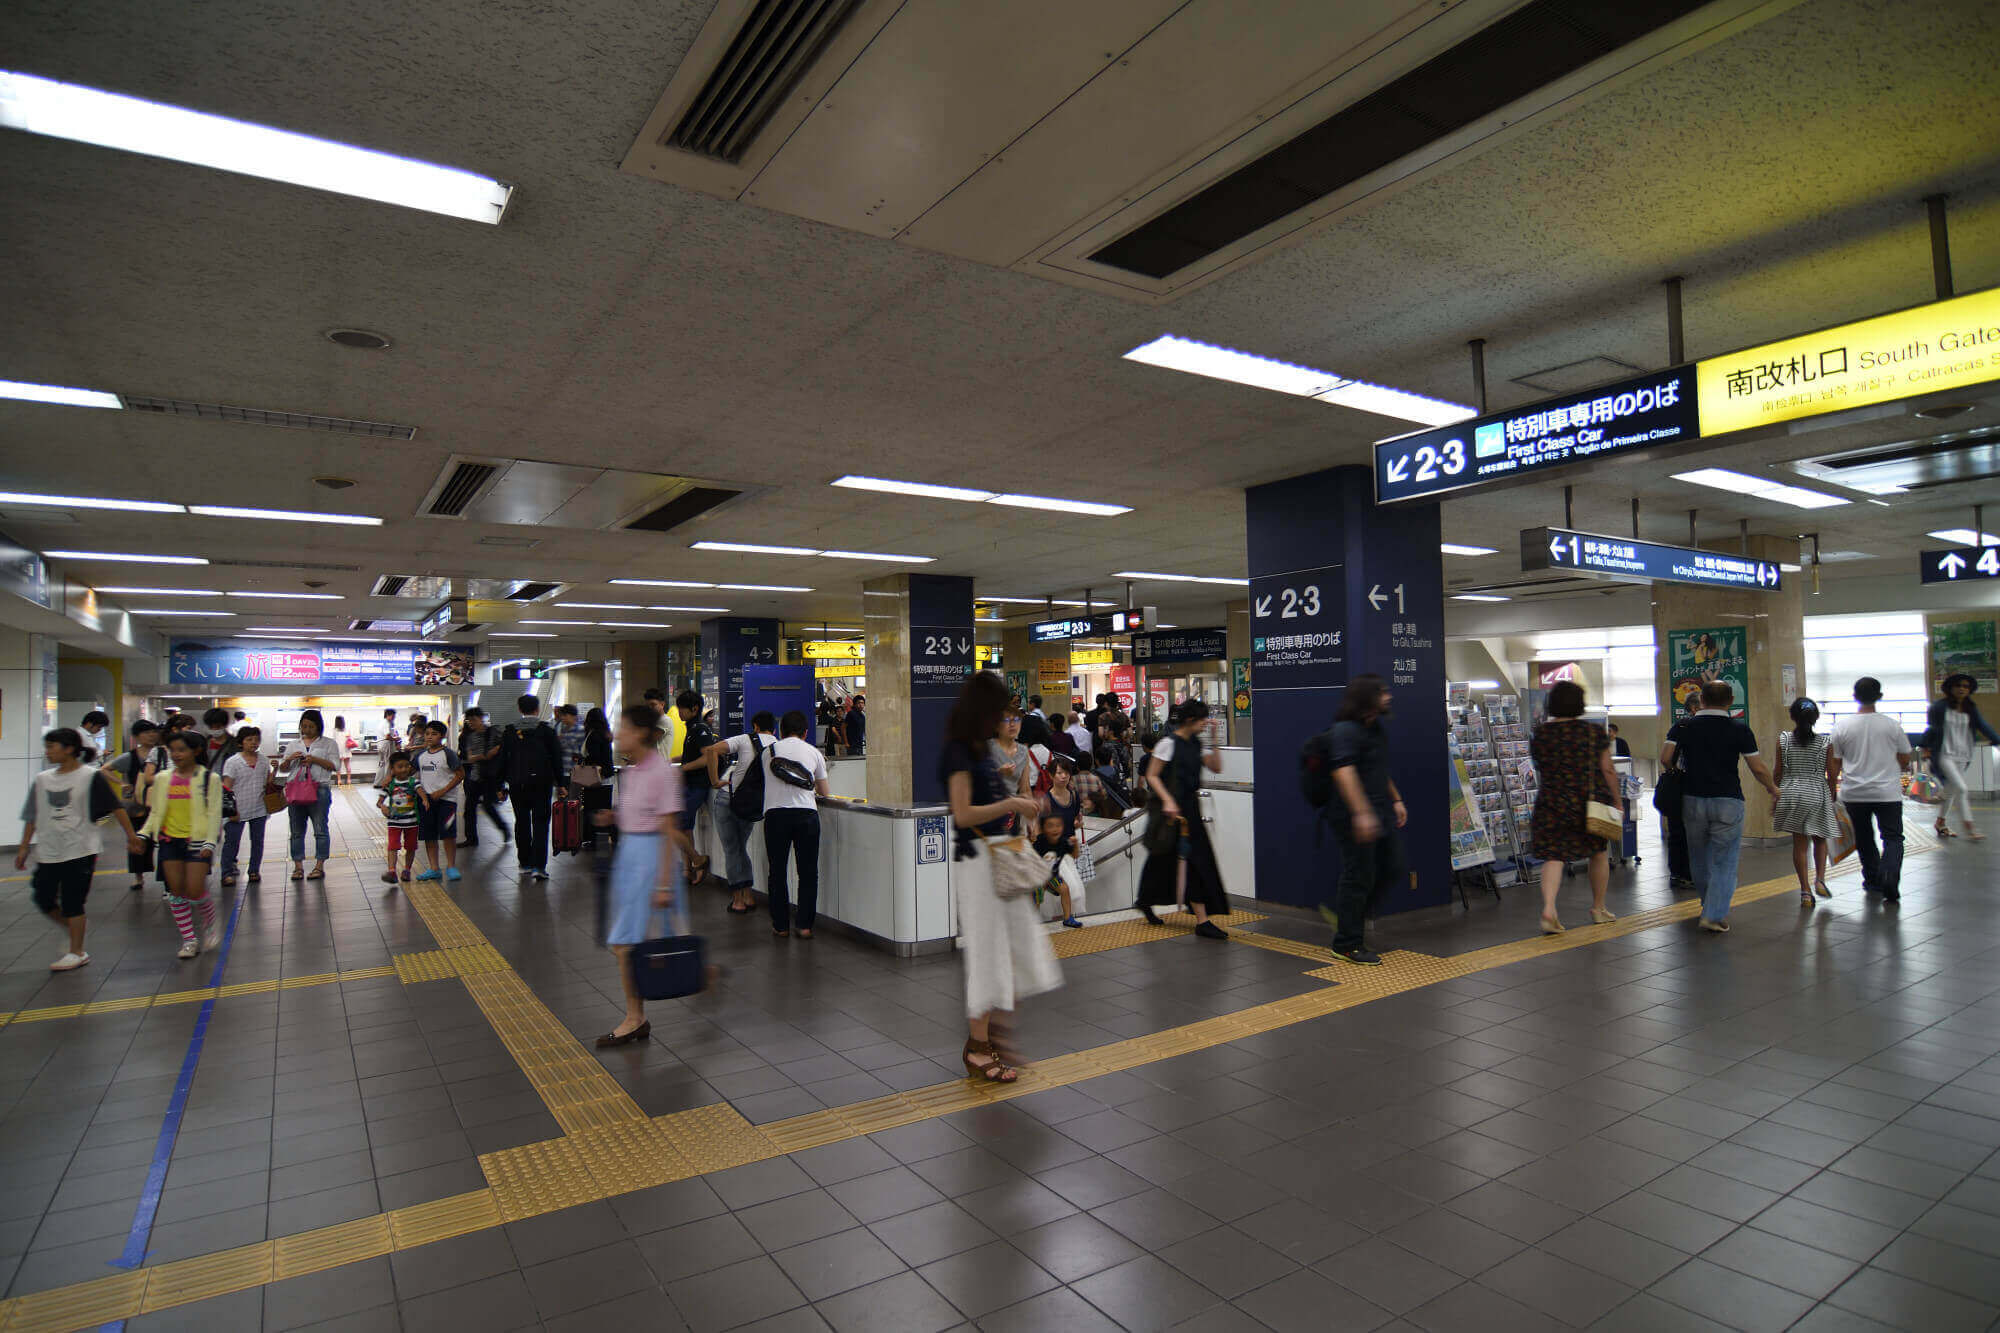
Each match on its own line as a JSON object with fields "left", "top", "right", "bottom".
{"left": 279, "top": 708, "right": 341, "bottom": 880}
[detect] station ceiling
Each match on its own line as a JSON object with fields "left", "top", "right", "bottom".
{"left": 1, "top": 0, "right": 1997, "bottom": 651}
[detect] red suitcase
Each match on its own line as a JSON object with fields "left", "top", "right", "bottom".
{"left": 553, "top": 797, "right": 584, "bottom": 855}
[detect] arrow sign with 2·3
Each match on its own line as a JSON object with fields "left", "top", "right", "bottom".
{"left": 1920, "top": 546, "right": 2000, "bottom": 584}
{"left": 910, "top": 625, "right": 974, "bottom": 698}
{"left": 1249, "top": 564, "right": 1346, "bottom": 691}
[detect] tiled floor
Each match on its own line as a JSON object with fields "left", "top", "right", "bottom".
{"left": 2, "top": 795, "right": 1997, "bottom": 1331}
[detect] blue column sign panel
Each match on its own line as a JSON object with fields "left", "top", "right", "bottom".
{"left": 909, "top": 574, "right": 974, "bottom": 805}
{"left": 1246, "top": 465, "right": 1447, "bottom": 914}
{"left": 1920, "top": 546, "right": 2000, "bottom": 584}
{"left": 1248, "top": 571, "right": 1345, "bottom": 689}
{"left": 698, "top": 618, "right": 780, "bottom": 738}
{"left": 741, "top": 664, "right": 816, "bottom": 746}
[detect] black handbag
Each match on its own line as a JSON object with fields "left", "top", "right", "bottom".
{"left": 1142, "top": 804, "right": 1183, "bottom": 856}
{"left": 1652, "top": 767, "right": 1684, "bottom": 815}
{"left": 627, "top": 930, "right": 708, "bottom": 1001}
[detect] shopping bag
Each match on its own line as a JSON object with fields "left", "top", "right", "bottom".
{"left": 1907, "top": 771, "right": 1943, "bottom": 805}
{"left": 1584, "top": 800, "right": 1623, "bottom": 841}
{"left": 979, "top": 833, "right": 1045, "bottom": 901}
{"left": 1830, "top": 806, "right": 1857, "bottom": 864}
{"left": 1073, "top": 842, "right": 1097, "bottom": 883}
{"left": 627, "top": 932, "right": 707, "bottom": 1001}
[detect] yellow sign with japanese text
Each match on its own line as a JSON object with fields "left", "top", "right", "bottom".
{"left": 1072, "top": 649, "right": 1114, "bottom": 666}
{"left": 814, "top": 664, "right": 865, "bottom": 679}
{"left": 802, "top": 640, "right": 863, "bottom": 660}
{"left": 1697, "top": 286, "right": 2000, "bottom": 437}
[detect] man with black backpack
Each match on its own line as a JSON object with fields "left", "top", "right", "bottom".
{"left": 704, "top": 710, "right": 775, "bottom": 915}
{"left": 499, "top": 694, "right": 564, "bottom": 881}
{"left": 1301, "top": 673, "right": 1406, "bottom": 967}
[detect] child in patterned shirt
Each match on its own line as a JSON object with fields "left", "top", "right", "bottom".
{"left": 377, "top": 752, "right": 424, "bottom": 884}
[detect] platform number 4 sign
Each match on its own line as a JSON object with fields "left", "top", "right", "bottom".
{"left": 1921, "top": 546, "right": 2000, "bottom": 584}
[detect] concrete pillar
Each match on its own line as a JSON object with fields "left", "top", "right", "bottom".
{"left": 1225, "top": 599, "right": 1253, "bottom": 747}
{"left": 1650, "top": 534, "right": 1805, "bottom": 841}
{"left": 864, "top": 573, "right": 974, "bottom": 806}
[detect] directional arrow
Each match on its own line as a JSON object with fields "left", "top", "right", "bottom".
{"left": 1254, "top": 595, "right": 1273, "bottom": 617}
{"left": 1367, "top": 585, "right": 1388, "bottom": 611}
{"left": 1939, "top": 552, "right": 1967, "bottom": 578}
{"left": 1549, "top": 535, "right": 1567, "bottom": 562}
{"left": 956, "top": 637, "right": 971, "bottom": 654}
{"left": 1385, "top": 456, "right": 1410, "bottom": 483}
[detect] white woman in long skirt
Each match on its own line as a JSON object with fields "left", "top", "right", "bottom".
{"left": 942, "top": 672, "right": 1062, "bottom": 1083}
{"left": 596, "top": 706, "right": 694, "bottom": 1048}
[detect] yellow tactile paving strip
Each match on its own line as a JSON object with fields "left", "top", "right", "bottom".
{"left": 0, "top": 964, "right": 400, "bottom": 1030}
{"left": 1048, "top": 910, "right": 1266, "bottom": 959}
{"left": 0, "top": 831, "right": 1931, "bottom": 1332}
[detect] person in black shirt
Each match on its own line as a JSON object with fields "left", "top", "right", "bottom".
{"left": 498, "top": 695, "right": 564, "bottom": 880}
{"left": 845, "top": 694, "right": 866, "bottom": 756}
{"left": 1136, "top": 700, "right": 1230, "bottom": 938}
{"left": 1324, "top": 674, "right": 1405, "bottom": 966}
{"left": 675, "top": 690, "right": 716, "bottom": 882}
{"left": 1607, "top": 723, "right": 1632, "bottom": 759}
{"left": 1660, "top": 680, "right": 1778, "bottom": 933}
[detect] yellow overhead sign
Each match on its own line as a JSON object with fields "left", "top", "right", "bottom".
{"left": 1697, "top": 286, "right": 2000, "bottom": 437}
{"left": 976, "top": 645, "right": 997, "bottom": 664}
{"left": 802, "top": 640, "right": 863, "bottom": 660}
{"left": 1037, "top": 656, "right": 1068, "bottom": 677}
{"left": 1072, "top": 649, "right": 1114, "bottom": 666}
{"left": 814, "top": 664, "right": 865, "bottom": 679}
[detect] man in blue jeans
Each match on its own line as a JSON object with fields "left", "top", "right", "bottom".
{"left": 1661, "top": 680, "right": 1778, "bottom": 933}
{"left": 1832, "top": 675, "right": 1913, "bottom": 900}
{"left": 498, "top": 695, "right": 564, "bottom": 882}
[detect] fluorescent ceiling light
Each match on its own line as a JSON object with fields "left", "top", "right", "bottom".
{"left": 521, "top": 620, "right": 593, "bottom": 626}
{"left": 228, "top": 591, "right": 343, "bottom": 600}
{"left": 1153, "top": 624, "right": 1179, "bottom": 630}
{"left": 489, "top": 632, "right": 556, "bottom": 638}
{"left": 0, "top": 378, "right": 123, "bottom": 410}
{"left": 45, "top": 550, "right": 208, "bottom": 564}
{"left": 131, "top": 608, "right": 235, "bottom": 616}
{"left": 0, "top": 70, "right": 513, "bottom": 223}
{"left": 690, "top": 541, "right": 818, "bottom": 557}
{"left": 1123, "top": 334, "right": 1342, "bottom": 397}
{"left": 1670, "top": 468, "right": 1849, "bottom": 510}
{"left": 988, "top": 494, "right": 1133, "bottom": 516}
{"left": 1122, "top": 334, "right": 1474, "bottom": 426}
{"left": 94, "top": 586, "right": 221, "bottom": 596}
{"left": 1451, "top": 594, "right": 1510, "bottom": 603}
{"left": 719, "top": 583, "right": 813, "bottom": 592}
{"left": 0, "top": 490, "right": 179, "bottom": 513}
{"left": 187, "top": 505, "right": 382, "bottom": 526}
{"left": 819, "top": 550, "right": 934, "bottom": 563}
{"left": 977, "top": 597, "right": 1089, "bottom": 606}
{"left": 1927, "top": 528, "right": 1999, "bottom": 546}
{"left": 648, "top": 605, "right": 728, "bottom": 613}
{"left": 239, "top": 626, "right": 328, "bottom": 633}
{"left": 1440, "top": 543, "right": 1498, "bottom": 556}
{"left": 1111, "top": 570, "right": 1249, "bottom": 586}
{"left": 558, "top": 603, "right": 649, "bottom": 610}
{"left": 832, "top": 476, "right": 995, "bottom": 503}
{"left": 1312, "top": 381, "right": 1475, "bottom": 427}
{"left": 1462, "top": 679, "right": 1503, "bottom": 689}
{"left": 1780, "top": 563, "right": 1803, "bottom": 573}
{"left": 609, "top": 579, "right": 714, "bottom": 588}
{"left": 597, "top": 621, "right": 674, "bottom": 628}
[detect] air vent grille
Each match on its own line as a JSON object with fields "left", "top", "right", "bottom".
{"left": 119, "top": 396, "right": 417, "bottom": 439}
{"left": 1089, "top": 0, "right": 1707, "bottom": 279}
{"left": 666, "top": 0, "right": 862, "bottom": 163}
{"left": 428, "top": 463, "right": 499, "bottom": 516}
{"left": 373, "top": 575, "right": 409, "bottom": 597}
{"left": 507, "top": 582, "right": 560, "bottom": 601}
{"left": 624, "top": 486, "right": 742, "bottom": 533}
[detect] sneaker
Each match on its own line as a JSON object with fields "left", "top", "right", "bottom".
{"left": 1669, "top": 877, "right": 1695, "bottom": 892}
{"left": 1062, "top": 917, "right": 1082, "bottom": 929}
{"left": 532, "top": 870, "right": 550, "bottom": 882}
{"left": 380, "top": 870, "right": 399, "bottom": 884}
{"left": 399, "top": 869, "right": 412, "bottom": 882}
{"left": 1697, "top": 918, "right": 1729, "bottom": 933}
{"left": 1193, "top": 921, "right": 1228, "bottom": 940}
{"left": 414, "top": 869, "right": 442, "bottom": 881}
{"left": 177, "top": 940, "right": 200, "bottom": 959}
{"left": 444, "top": 867, "right": 462, "bottom": 882}
{"left": 50, "top": 952, "right": 89, "bottom": 972}
{"left": 1332, "top": 946, "right": 1382, "bottom": 966}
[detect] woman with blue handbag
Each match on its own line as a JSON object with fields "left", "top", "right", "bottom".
{"left": 597, "top": 706, "right": 696, "bottom": 1048}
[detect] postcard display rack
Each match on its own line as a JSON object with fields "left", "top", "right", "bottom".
{"left": 1450, "top": 694, "right": 1537, "bottom": 889}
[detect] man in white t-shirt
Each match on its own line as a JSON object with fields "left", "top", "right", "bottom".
{"left": 1831, "top": 676, "right": 1914, "bottom": 900}
{"left": 17, "top": 727, "right": 145, "bottom": 971}
{"left": 704, "top": 710, "right": 777, "bottom": 915}
{"left": 762, "top": 710, "right": 831, "bottom": 938}
{"left": 1065, "top": 714, "right": 1093, "bottom": 754}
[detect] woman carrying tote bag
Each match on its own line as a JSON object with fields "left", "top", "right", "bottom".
{"left": 941, "top": 672, "right": 1059, "bottom": 1084}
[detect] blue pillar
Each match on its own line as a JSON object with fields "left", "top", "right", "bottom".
{"left": 907, "top": 574, "right": 974, "bottom": 805}
{"left": 698, "top": 617, "right": 780, "bottom": 738}
{"left": 1245, "top": 464, "right": 1448, "bottom": 914}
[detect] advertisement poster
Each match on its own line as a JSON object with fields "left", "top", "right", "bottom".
{"left": 1930, "top": 619, "right": 1998, "bottom": 693}
{"left": 1447, "top": 755, "right": 1495, "bottom": 870}
{"left": 1004, "top": 669, "right": 1031, "bottom": 703}
{"left": 169, "top": 639, "right": 473, "bottom": 687}
{"left": 1665, "top": 626, "right": 1748, "bottom": 720}
{"left": 1230, "top": 658, "right": 1251, "bottom": 719}
{"left": 1109, "top": 664, "right": 1136, "bottom": 711}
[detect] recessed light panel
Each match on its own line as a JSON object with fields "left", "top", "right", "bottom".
{"left": 0, "top": 490, "right": 179, "bottom": 513}
{"left": 46, "top": 550, "right": 208, "bottom": 565}
{"left": 188, "top": 505, "right": 382, "bottom": 525}
{"left": 1671, "top": 468, "right": 1849, "bottom": 510}
{"left": 1111, "top": 570, "right": 1249, "bottom": 586}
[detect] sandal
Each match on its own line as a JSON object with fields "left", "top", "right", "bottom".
{"left": 962, "top": 1038, "right": 1017, "bottom": 1083}
{"left": 988, "top": 1020, "right": 1027, "bottom": 1070}
{"left": 1814, "top": 879, "right": 1831, "bottom": 898}
{"left": 1540, "top": 913, "right": 1566, "bottom": 935}
{"left": 290, "top": 865, "right": 304, "bottom": 881}
{"left": 306, "top": 863, "right": 325, "bottom": 880}
{"left": 221, "top": 873, "right": 238, "bottom": 887}
{"left": 1800, "top": 889, "right": 1816, "bottom": 907}
{"left": 727, "top": 903, "right": 754, "bottom": 915}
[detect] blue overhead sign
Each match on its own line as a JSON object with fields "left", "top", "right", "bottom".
{"left": 1521, "top": 527, "right": 1782, "bottom": 591}
{"left": 1375, "top": 366, "right": 1700, "bottom": 505}
{"left": 1920, "top": 546, "right": 2000, "bottom": 584}
{"left": 1132, "top": 628, "right": 1227, "bottom": 666}
{"left": 1028, "top": 609, "right": 1148, "bottom": 643}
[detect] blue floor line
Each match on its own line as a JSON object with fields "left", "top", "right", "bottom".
{"left": 101, "top": 882, "right": 252, "bottom": 1306}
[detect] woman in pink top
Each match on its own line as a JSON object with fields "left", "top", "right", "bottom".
{"left": 597, "top": 705, "right": 694, "bottom": 1047}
